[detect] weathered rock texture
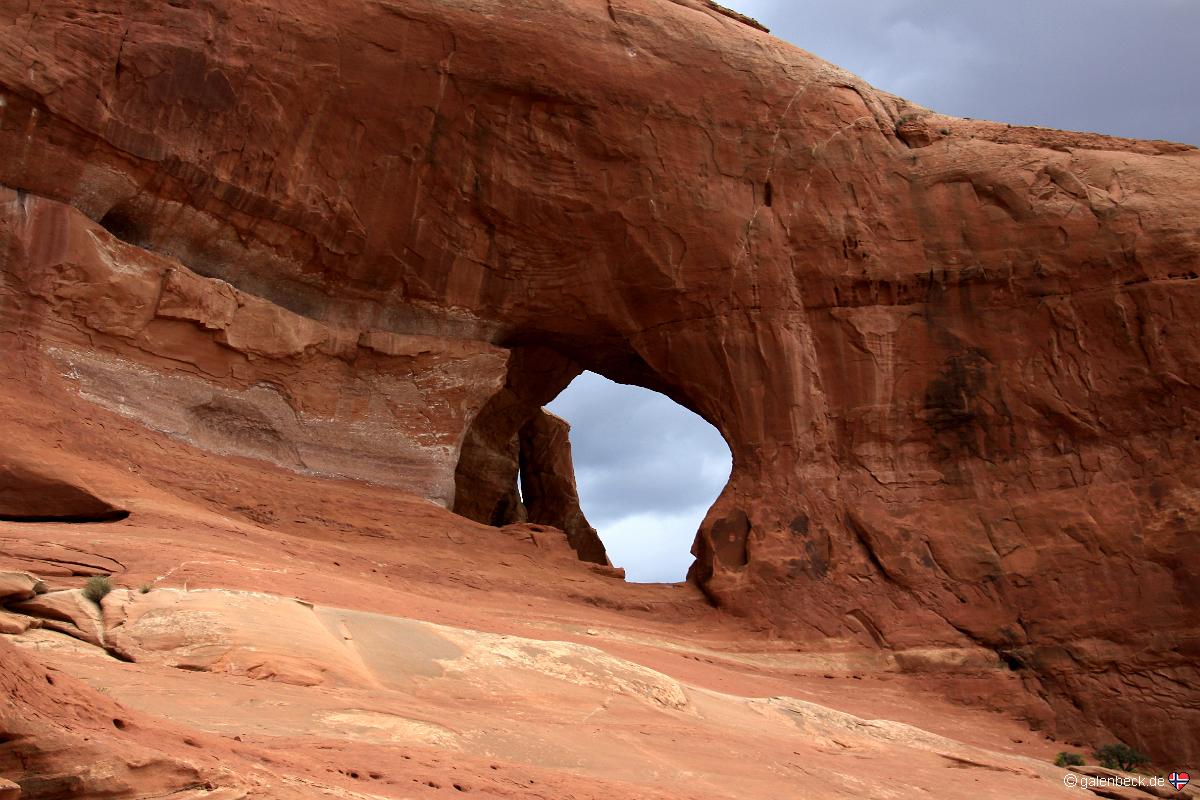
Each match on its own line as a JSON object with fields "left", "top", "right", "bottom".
{"left": 10, "top": 589, "right": 105, "bottom": 648}
{"left": 519, "top": 410, "right": 610, "bottom": 565}
{"left": 0, "top": 636, "right": 250, "bottom": 798}
{"left": 0, "top": 0, "right": 1197, "bottom": 765}
{"left": 1, "top": 189, "right": 508, "bottom": 506}
{"left": 0, "top": 571, "right": 45, "bottom": 603}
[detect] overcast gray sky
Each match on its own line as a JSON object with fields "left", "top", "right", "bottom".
{"left": 738, "top": 0, "right": 1199, "bottom": 145}
{"left": 548, "top": 372, "right": 731, "bottom": 582}
{"left": 551, "top": 1, "right": 1199, "bottom": 583}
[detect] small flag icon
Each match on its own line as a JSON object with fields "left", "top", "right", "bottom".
{"left": 1168, "top": 772, "right": 1190, "bottom": 790}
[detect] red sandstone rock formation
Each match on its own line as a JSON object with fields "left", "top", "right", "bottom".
{"left": 0, "top": 636, "right": 248, "bottom": 797}
{"left": 519, "top": 410, "right": 610, "bottom": 565}
{"left": 0, "top": 0, "right": 1197, "bottom": 767}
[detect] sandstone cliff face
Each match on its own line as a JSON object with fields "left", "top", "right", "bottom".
{"left": 1, "top": 188, "right": 508, "bottom": 506}
{"left": 0, "top": 0, "right": 1197, "bottom": 763}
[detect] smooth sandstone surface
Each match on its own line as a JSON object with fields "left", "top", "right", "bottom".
{"left": 0, "top": 0, "right": 1197, "bottom": 785}
{"left": 0, "top": 549, "right": 1096, "bottom": 800}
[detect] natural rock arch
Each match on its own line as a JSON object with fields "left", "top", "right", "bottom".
{"left": 455, "top": 360, "right": 732, "bottom": 579}
{"left": 0, "top": 0, "right": 1195, "bottom": 763}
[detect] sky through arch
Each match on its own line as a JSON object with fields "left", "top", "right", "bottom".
{"left": 547, "top": 372, "right": 731, "bottom": 583}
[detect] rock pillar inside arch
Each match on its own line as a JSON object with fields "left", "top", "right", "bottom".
{"left": 452, "top": 347, "right": 581, "bottom": 526}
{"left": 518, "top": 409, "right": 610, "bottom": 566}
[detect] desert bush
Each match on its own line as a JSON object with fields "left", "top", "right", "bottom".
{"left": 139, "top": 583, "right": 153, "bottom": 594}
{"left": 1095, "top": 743, "right": 1148, "bottom": 772}
{"left": 83, "top": 575, "right": 113, "bottom": 604}
{"left": 1055, "top": 752, "right": 1085, "bottom": 767}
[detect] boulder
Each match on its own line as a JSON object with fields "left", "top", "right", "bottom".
{"left": 0, "top": 571, "right": 45, "bottom": 603}
{"left": 0, "top": 611, "right": 38, "bottom": 636}
{"left": 10, "top": 590, "right": 105, "bottom": 648}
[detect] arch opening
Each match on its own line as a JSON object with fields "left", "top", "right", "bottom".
{"left": 451, "top": 345, "right": 734, "bottom": 584}
{"left": 546, "top": 372, "right": 732, "bottom": 583}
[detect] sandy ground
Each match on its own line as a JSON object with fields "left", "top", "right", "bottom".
{"left": 0, "top": 480, "right": 1107, "bottom": 799}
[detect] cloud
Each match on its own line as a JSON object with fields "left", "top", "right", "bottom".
{"left": 547, "top": 372, "right": 731, "bottom": 582}
{"left": 588, "top": 506, "right": 719, "bottom": 583}
{"left": 734, "top": 0, "right": 1200, "bottom": 145}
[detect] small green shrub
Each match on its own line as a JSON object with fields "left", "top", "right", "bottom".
{"left": 1095, "top": 743, "right": 1149, "bottom": 772}
{"left": 1055, "top": 752, "right": 1085, "bottom": 767}
{"left": 83, "top": 575, "right": 113, "bottom": 604}
{"left": 139, "top": 583, "right": 153, "bottom": 594}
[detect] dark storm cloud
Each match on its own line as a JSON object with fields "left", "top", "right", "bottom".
{"left": 736, "top": 0, "right": 1200, "bottom": 145}
{"left": 550, "top": 1, "right": 1197, "bottom": 580}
